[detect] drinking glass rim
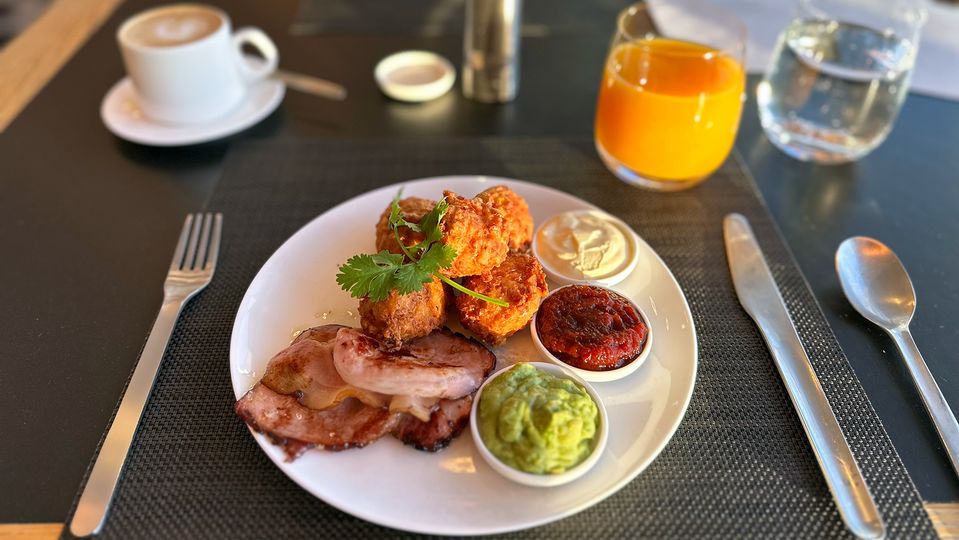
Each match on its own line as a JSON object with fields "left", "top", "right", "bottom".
{"left": 616, "top": 0, "right": 747, "bottom": 59}
{"left": 797, "top": 0, "right": 928, "bottom": 30}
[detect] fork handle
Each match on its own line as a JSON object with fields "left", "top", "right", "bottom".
{"left": 890, "top": 327, "right": 959, "bottom": 480}
{"left": 70, "top": 297, "right": 185, "bottom": 537}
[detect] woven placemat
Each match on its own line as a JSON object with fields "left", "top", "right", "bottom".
{"left": 62, "top": 138, "right": 935, "bottom": 539}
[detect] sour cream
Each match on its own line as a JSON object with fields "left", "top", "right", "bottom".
{"left": 533, "top": 210, "right": 638, "bottom": 285}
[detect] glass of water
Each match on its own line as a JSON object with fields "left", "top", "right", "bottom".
{"left": 757, "top": 0, "right": 926, "bottom": 163}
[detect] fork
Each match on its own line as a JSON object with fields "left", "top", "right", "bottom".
{"left": 70, "top": 213, "right": 222, "bottom": 537}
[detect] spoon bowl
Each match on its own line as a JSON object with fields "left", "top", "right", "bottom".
{"left": 836, "top": 236, "right": 959, "bottom": 481}
{"left": 836, "top": 236, "right": 916, "bottom": 330}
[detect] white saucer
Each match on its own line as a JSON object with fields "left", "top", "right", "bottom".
{"left": 100, "top": 77, "right": 285, "bottom": 146}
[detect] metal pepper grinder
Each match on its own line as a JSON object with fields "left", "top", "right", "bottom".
{"left": 462, "top": 0, "right": 522, "bottom": 103}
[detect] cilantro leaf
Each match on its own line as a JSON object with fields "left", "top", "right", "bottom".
{"left": 337, "top": 191, "right": 508, "bottom": 307}
{"left": 335, "top": 251, "right": 405, "bottom": 302}
{"left": 411, "top": 197, "right": 448, "bottom": 254}
{"left": 416, "top": 242, "right": 456, "bottom": 275}
{"left": 393, "top": 263, "right": 432, "bottom": 294}
{"left": 388, "top": 192, "right": 423, "bottom": 233}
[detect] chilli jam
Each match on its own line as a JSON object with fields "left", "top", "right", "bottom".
{"left": 536, "top": 285, "right": 648, "bottom": 371}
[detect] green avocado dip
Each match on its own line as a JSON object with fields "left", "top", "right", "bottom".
{"left": 478, "top": 363, "right": 599, "bottom": 475}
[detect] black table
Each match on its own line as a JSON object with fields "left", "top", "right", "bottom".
{"left": 1, "top": 0, "right": 957, "bottom": 524}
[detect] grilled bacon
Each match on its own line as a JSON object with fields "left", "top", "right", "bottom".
{"left": 261, "top": 324, "right": 388, "bottom": 411}
{"left": 235, "top": 385, "right": 397, "bottom": 459}
{"left": 332, "top": 327, "right": 496, "bottom": 399}
{"left": 392, "top": 395, "right": 473, "bottom": 452}
{"left": 235, "top": 325, "right": 494, "bottom": 460}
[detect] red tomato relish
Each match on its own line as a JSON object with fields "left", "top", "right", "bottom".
{"left": 536, "top": 285, "right": 648, "bottom": 371}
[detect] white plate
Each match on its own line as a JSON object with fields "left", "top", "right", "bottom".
{"left": 230, "top": 176, "right": 698, "bottom": 536}
{"left": 100, "top": 76, "right": 284, "bottom": 146}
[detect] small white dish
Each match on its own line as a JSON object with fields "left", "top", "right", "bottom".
{"left": 531, "top": 284, "right": 653, "bottom": 383}
{"left": 100, "top": 76, "right": 284, "bottom": 146}
{"left": 374, "top": 50, "right": 455, "bottom": 102}
{"left": 531, "top": 209, "right": 640, "bottom": 287}
{"left": 469, "top": 362, "right": 608, "bottom": 487}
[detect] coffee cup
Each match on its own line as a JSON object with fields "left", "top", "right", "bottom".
{"left": 118, "top": 4, "right": 279, "bottom": 125}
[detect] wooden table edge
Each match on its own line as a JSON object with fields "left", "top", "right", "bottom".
{"left": 2, "top": 508, "right": 959, "bottom": 539}
{"left": 930, "top": 503, "right": 959, "bottom": 539}
{"left": 0, "top": 0, "right": 124, "bottom": 132}
{"left": 0, "top": 0, "right": 956, "bottom": 538}
{"left": 0, "top": 523, "right": 63, "bottom": 539}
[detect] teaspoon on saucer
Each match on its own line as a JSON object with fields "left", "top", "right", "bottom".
{"left": 836, "top": 236, "right": 959, "bottom": 480}
{"left": 274, "top": 69, "right": 347, "bottom": 101}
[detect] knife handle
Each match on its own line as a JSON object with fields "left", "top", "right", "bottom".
{"left": 757, "top": 309, "right": 885, "bottom": 540}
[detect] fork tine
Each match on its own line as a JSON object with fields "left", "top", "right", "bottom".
{"left": 182, "top": 213, "right": 203, "bottom": 270}
{"left": 204, "top": 213, "right": 222, "bottom": 274}
{"left": 169, "top": 215, "right": 194, "bottom": 270}
{"left": 194, "top": 213, "right": 213, "bottom": 270}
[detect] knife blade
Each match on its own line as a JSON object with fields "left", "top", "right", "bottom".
{"left": 723, "top": 213, "right": 885, "bottom": 540}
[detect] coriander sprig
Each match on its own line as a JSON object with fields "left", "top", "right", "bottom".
{"left": 336, "top": 192, "right": 509, "bottom": 307}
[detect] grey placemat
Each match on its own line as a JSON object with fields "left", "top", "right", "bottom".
{"left": 62, "top": 138, "right": 935, "bottom": 539}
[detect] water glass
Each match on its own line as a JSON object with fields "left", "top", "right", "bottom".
{"left": 757, "top": 0, "right": 926, "bottom": 164}
{"left": 594, "top": 0, "right": 746, "bottom": 191}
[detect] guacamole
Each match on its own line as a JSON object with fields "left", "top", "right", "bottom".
{"left": 478, "top": 363, "right": 599, "bottom": 475}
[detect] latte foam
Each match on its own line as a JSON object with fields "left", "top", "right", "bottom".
{"left": 125, "top": 7, "right": 221, "bottom": 48}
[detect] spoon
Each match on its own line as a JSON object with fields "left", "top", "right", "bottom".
{"left": 274, "top": 69, "right": 347, "bottom": 101}
{"left": 836, "top": 236, "right": 959, "bottom": 479}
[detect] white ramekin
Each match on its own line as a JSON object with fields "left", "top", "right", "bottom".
{"left": 470, "top": 362, "right": 608, "bottom": 487}
{"left": 374, "top": 50, "right": 455, "bottom": 102}
{"left": 531, "top": 210, "right": 640, "bottom": 288}
{"left": 530, "top": 284, "right": 652, "bottom": 383}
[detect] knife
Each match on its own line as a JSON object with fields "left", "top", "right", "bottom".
{"left": 723, "top": 213, "right": 885, "bottom": 540}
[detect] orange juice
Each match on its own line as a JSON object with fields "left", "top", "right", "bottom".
{"left": 595, "top": 38, "right": 745, "bottom": 183}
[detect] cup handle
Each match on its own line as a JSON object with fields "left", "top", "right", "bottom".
{"left": 232, "top": 27, "right": 279, "bottom": 83}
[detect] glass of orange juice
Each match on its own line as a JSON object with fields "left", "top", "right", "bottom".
{"left": 595, "top": 1, "right": 746, "bottom": 191}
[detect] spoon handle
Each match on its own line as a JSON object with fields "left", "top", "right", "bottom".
{"left": 890, "top": 327, "right": 959, "bottom": 478}
{"left": 274, "top": 70, "right": 347, "bottom": 101}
